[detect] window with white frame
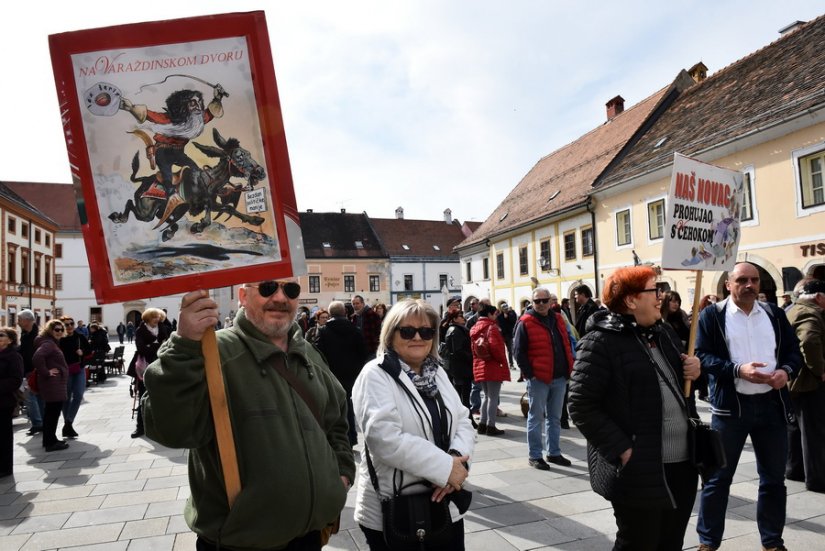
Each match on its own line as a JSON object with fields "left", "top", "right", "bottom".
{"left": 369, "top": 274, "right": 380, "bottom": 292}
{"left": 539, "top": 239, "right": 551, "bottom": 271}
{"left": 648, "top": 199, "right": 665, "bottom": 240}
{"left": 309, "top": 275, "right": 320, "bottom": 293}
{"left": 741, "top": 169, "right": 755, "bottom": 221}
{"left": 563, "top": 232, "right": 576, "bottom": 260}
{"left": 482, "top": 257, "right": 489, "bottom": 280}
{"left": 344, "top": 275, "right": 355, "bottom": 293}
{"left": 496, "top": 253, "right": 504, "bottom": 279}
{"left": 616, "top": 209, "right": 632, "bottom": 246}
{"left": 465, "top": 261, "right": 472, "bottom": 282}
{"left": 518, "top": 246, "right": 528, "bottom": 275}
{"left": 581, "top": 227, "right": 594, "bottom": 256}
{"left": 404, "top": 274, "right": 414, "bottom": 291}
{"left": 799, "top": 148, "right": 825, "bottom": 209}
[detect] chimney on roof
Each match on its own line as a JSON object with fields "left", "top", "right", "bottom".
{"left": 779, "top": 20, "right": 806, "bottom": 35}
{"left": 307, "top": 208, "right": 313, "bottom": 213}
{"left": 444, "top": 208, "right": 452, "bottom": 224}
{"left": 606, "top": 95, "right": 625, "bottom": 120}
{"left": 395, "top": 206, "right": 404, "bottom": 219}
{"left": 688, "top": 62, "right": 708, "bottom": 83}
{"left": 340, "top": 208, "right": 346, "bottom": 213}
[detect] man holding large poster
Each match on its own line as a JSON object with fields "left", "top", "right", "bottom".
{"left": 143, "top": 281, "right": 354, "bottom": 550}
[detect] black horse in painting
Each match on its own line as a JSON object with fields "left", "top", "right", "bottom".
{"left": 109, "top": 128, "right": 266, "bottom": 241}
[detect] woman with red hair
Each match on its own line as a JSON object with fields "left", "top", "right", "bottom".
{"left": 569, "top": 266, "right": 701, "bottom": 550}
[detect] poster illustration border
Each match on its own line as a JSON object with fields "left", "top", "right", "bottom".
{"left": 49, "top": 11, "right": 300, "bottom": 304}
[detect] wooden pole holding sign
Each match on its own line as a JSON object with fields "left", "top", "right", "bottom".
{"left": 202, "top": 327, "right": 241, "bottom": 508}
{"left": 684, "top": 270, "right": 703, "bottom": 397}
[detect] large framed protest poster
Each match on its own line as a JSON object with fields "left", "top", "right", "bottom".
{"left": 49, "top": 11, "right": 306, "bottom": 304}
{"left": 661, "top": 153, "right": 744, "bottom": 272}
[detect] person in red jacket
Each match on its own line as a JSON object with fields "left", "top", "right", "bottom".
{"left": 470, "top": 304, "right": 510, "bottom": 436}
{"left": 515, "top": 287, "right": 575, "bottom": 470}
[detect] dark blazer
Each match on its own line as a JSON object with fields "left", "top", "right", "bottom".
{"left": 695, "top": 298, "right": 800, "bottom": 421}
{"left": 316, "top": 317, "right": 367, "bottom": 391}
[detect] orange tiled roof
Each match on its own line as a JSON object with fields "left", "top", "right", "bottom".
{"left": 597, "top": 15, "right": 825, "bottom": 189}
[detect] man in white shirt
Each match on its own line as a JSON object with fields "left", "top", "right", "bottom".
{"left": 695, "top": 262, "right": 801, "bottom": 551}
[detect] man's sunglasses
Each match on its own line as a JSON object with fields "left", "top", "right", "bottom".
{"left": 397, "top": 326, "right": 436, "bottom": 340}
{"left": 533, "top": 298, "right": 552, "bottom": 305}
{"left": 247, "top": 281, "right": 301, "bottom": 299}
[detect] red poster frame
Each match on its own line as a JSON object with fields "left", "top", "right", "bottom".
{"left": 49, "top": 11, "right": 303, "bottom": 304}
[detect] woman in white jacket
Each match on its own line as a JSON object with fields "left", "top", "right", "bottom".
{"left": 353, "top": 299, "right": 476, "bottom": 550}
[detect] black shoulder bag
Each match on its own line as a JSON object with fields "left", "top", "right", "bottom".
{"left": 643, "top": 333, "right": 727, "bottom": 482}
{"left": 364, "top": 365, "right": 468, "bottom": 550}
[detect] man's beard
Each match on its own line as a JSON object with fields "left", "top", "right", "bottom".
{"left": 149, "top": 113, "right": 206, "bottom": 140}
{"left": 245, "top": 303, "right": 296, "bottom": 339}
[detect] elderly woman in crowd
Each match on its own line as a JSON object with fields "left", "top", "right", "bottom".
{"left": 33, "top": 320, "right": 70, "bottom": 452}
{"left": 0, "top": 327, "right": 23, "bottom": 476}
{"left": 569, "top": 266, "right": 701, "bottom": 551}
{"left": 353, "top": 299, "right": 475, "bottom": 550}
{"left": 129, "top": 308, "right": 171, "bottom": 438}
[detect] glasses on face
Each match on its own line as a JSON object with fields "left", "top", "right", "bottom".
{"left": 64, "top": 322, "right": 75, "bottom": 327}
{"left": 247, "top": 281, "right": 301, "bottom": 299}
{"left": 0, "top": 333, "right": 7, "bottom": 338}
{"left": 640, "top": 288, "right": 662, "bottom": 298}
{"left": 53, "top": 326, "right": 65, "bottom": 333}
{"left": 397, "top": 326, "right": 436, "bottom": 340}
{"left": 533, "top": 298, "right": 551, "bottom": 305}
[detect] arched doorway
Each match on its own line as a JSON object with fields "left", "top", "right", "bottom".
{"left": 126, "top": 309, "right": 142, "bottom": 327}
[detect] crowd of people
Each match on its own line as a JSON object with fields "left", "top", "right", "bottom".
{"left": 1, "top": 262, "right": 822, "bottom": 550}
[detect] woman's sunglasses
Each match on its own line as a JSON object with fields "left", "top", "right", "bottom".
{"left": 397, "top": 326, "right": 436, "bottom": 340}
{"left": 247, "top": 281, "right": 301, "bottom": 299}
{"left": 53, "top": 326, "right": 65, "bottom": 333}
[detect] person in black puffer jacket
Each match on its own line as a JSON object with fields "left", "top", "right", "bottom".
{"left": 442, "top": 311, "right": 474, "bottom": 412}
{"left": 316, "top": 300, "right": 368, "bottom": 446}
{"left": 569, "top": 266, "right": 701, "bottom": 551}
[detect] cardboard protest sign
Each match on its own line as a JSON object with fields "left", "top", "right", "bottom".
{"left": 49, "top": 11, "right": 306, "bottom": 304}
{"left": 662, "top": 153, "right": 744, "bottom": 272}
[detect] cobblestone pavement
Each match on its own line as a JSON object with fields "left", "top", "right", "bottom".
{"left": 2, "top": 341, "right": 824, "bottom": 550}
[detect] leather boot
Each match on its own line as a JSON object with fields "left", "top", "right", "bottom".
{"left": 62, "top": 422, "right": 79, "bottom": 438}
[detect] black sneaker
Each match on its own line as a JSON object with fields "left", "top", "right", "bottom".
{"left": 131, "top": 428, "right": 145, "bottom": 439}
{"left": 476, "top": 423, "right": 487, "bottom": 435}
{"left": 62, "top": 424, "right": 79, "bottom": 438}
{"left": 528, "top": 457, "right": 551, "bottom": 470}
{"left": 486, "top": 427, "right": 505, "bottom": 437}
{"left": 26, "top": 426, "right": 44, "bottom": 436}
{"left": 546, "top": 454, "right": 572, "bottom": 467}
{"left": 560, "top": 419, "right": 571, "bottom": 429}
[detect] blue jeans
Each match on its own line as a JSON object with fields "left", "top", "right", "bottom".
{"left": 62, "top": 371, "right": 87, "bottom": 423}
{"left": 469, "top": 381, "right": 482, "bottom": 411}
{"left": 26, "top": 387, "right": 44, "bottom": 427}
{"left": 697, "top": 393, "right": 788, "bottom": 548}
{"left": 526, "top": 377, "right": 566, "bottom": 458}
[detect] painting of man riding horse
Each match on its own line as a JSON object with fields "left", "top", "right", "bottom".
{"left": 49, "top": 11, "right": 305, "bottom": 304}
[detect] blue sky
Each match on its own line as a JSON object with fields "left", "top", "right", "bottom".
{"left": 2, "top": 1, "right": 823, "bottom": 223}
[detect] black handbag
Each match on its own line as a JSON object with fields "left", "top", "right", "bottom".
{"left": 378, "top": 476, "right": 453, "bottom": 549}
{"left": 691, "top": 419, "right": 727, "bottom": 480}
